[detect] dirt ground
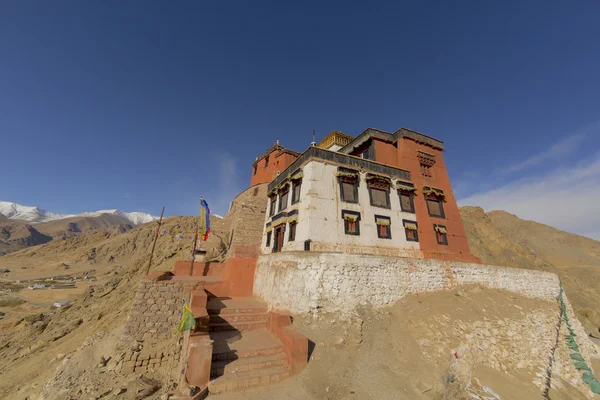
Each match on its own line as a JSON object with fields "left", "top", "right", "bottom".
{"left": 210, "top": 286, "right": 597, "bottom": 400}
{"left": 5, "top": 285, "right": 595, "bottom": 400}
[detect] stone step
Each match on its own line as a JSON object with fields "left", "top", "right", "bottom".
{"left": 211, "top": 328, "right": 285, "bottom": 362}
{"left": 210, "top": 352, "right": 287, "bottom": 378}
{"left": 209, "top": 320, "right": 268, "bottom": 332}
{"left": 209, "top": 312, "right": 269, "bottom": 324}
{"left": 209, "top": 365, "right": 291, "bottom": 394}
{"left": 206, "top": 297, "right": 267, "bottom": 316}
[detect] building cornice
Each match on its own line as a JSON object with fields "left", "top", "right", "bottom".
{"left": 268, "top": 146, "right": 412, "bottom": 192}
{"left": 252, "top": 143, "right": 301, "bottom": 167}
{"left": 339, "top": 127, "right": 445, "bottom": 153}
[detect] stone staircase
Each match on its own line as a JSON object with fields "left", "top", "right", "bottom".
{"left": 206, "top": 297, "right": 291, "bottom": 394}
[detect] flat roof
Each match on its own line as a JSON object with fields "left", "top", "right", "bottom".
{"left": 252, "top": 143, "right": 302, "bottom": 167}
{"left": 339, "top": 127, "right": 444, "bottom": 153}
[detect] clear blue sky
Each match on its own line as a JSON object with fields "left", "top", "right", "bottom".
{"left": 2, "top": 1, "right": 600, "bottom": 237}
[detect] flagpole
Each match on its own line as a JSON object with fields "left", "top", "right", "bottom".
{"left": 189, "top": 197, "right": 201, "bottom": 276}
{"left": 189, "top": 222, "right": 199, "bottom": 276}
{"left": 145, "top": 206, "right": 165, "bottom": 276}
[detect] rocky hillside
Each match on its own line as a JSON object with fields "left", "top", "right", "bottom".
{"left": 0, "top": 215, "right": 230, "bottom": 399}
{"left": 460, "top": 206, "right": 600, "bottom": 333}
{"left": 0, "top": 220, "right": 53, "bottom": 256}
{"left": 0, "top": 186, "right": 267, "bottom": 399}
{"left": 0, "top": 214, "right": 142, "bottom": 256}
{"left": 1, "top": 193, "right": 599, "bottom": 399}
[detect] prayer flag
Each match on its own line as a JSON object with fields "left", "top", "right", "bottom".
{"left": 174, "top": 303, "right": 196, "bottom": 334}
{"left": 199, "top": 198, "right": 211, "bottom": 241}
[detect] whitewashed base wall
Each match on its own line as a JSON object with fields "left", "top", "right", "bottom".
{"left": 253, "top": 252, "right": 560, "bottom": 315}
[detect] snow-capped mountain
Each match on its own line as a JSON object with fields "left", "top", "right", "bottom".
{"left": 78, "top": 210, "right": 158, "bottom": 225}
{"left": 0, "top": 201, "right": 73, "bottom": 222}
{"left": 0, "top": 201, "right": 158, "bottom": 225}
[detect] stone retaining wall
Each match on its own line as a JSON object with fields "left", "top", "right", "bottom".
{"left": 253, "top": 252, "right": 561, "bottom": 315}
{"left": 123, "top": 279, "right": 204, "bottom": 341}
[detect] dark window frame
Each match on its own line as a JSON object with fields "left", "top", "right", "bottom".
{"left": 338, "top": 177, "right": 360, "bottom": 203}
{"left": 398, "top": 190, "right": 415, "bottom": 213}
{"left": 291, "top": 179, "right": 302, "bottom": 205}
{"left": 272, "top": 224, "right": 285, "bottom": 252}
{"left": 402, "top": 219, "right": 419, "bottom": 242}
{"left": 269, "top": 196, "right": 277, "bottom": 217}
{"left": 253, "top": 165, "right": 257, "bottom": 175}
{"left": 374, "top": 215, "right": 391, "bottom": 239}
{"left": 434, "top": 224, "right": 448, "bottom": 245}
{"left": 288, "top": 222, "right": 297, "bottom": 241}
{"left": 278, "top": 187, "right": 289, "bottom": 212}
{"left": 266, "top": 231, "right": 272, "bottom": 247}
{"left": 367, "top": 180, "right": 391, "bottom": 209}
{"left": 265, "top": 155, "right": 269, "bottom": 167}
{"left": 342, "top": 210, "right": 361, "bottom": 236}
{"left": 424, "top": 187, "right": 445, "bottom": 219}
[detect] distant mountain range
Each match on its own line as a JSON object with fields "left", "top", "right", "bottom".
{"left": 0, "top": 201, "right": 158, "bottom": 225}
{"left": 0, "top": 201, "right": 158, "bottom": 256}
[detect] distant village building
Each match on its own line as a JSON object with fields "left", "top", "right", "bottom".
{"left": 50, "top": 275, "right": 74, "bottom": 281}
{"left": 28, "top": 283, "right": 46, "bottom": 290}
{"left": 53, "top": 300, "right": 72, "bottom": 308}
{"left": 254, "top": 128, "right": 480, "bottom": 263}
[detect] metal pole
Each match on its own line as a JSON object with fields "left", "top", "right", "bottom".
{"left": 189, "top": 197, "right": 202, "bottom": 276}
{"left": 189, "top": 223, "right": 199, "bottom": 276}
{"left": 145, "top": 206, "right": 165, "bottom": 276}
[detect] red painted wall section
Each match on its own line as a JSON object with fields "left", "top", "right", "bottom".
{"left": 172, "top": 261, "right": 224, "bottom": 277}
{"left": 186, "top": 335, "right": 212, "bottom": 388}
{"left": 396, "top": 138, "right": 480, "bottom": 263}
{"left": 267, "top": 312, "right": 308, "bottom": 375}
{"left": 249, "top": 147, "right": 299, "bottom": 186}
{"left": 221, "top": 257, "right": 256, "bottom": 297}
{"left": 372, "top": 138, "right": 397, "bottom": 166}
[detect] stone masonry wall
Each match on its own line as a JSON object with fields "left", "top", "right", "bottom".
{"left": 123, "top": 279, "right": 204, "bottom": 341}
{"left": 224, "top": 183, "right": 268, "bottom": 259}
{"left": 119, "top": 279, "right": 205, "bottom": 378}
{"left": 254, "top": 252, "right": 561, "bottom": 315}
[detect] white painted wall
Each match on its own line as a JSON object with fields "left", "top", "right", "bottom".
{"left": 326, "top": 144, "right": 343, "bottom": 151}
{"left": 254, "top": 252, "right": 565, "bottom": 316}
{"left": 261, "top": 160, "right": 422, "bottom": 257}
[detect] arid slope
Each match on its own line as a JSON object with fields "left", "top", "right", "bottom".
{"left": 460, "top": 206, "right": 600, "bottom": 333}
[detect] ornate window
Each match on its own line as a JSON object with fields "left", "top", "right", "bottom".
{"left": 273, "top": 223, "right": 286, "bottom": 252}
{"left": 288, "top": 222, "right": 297, "bottom": 241}
{"left": 397, "top": 181, "right": 416, "bottom": 213}
{"left": 342, "top": 210, "right": 360, "bottom": 235}
{"left": 366, "top": 174, "right": 391, "bottom": 209}
{"left": 423, "top": 187, "right": 445, "bottom": 218}
{"left": 336, "top": 168, "right": 360, "bottom": 203}
{"left": 375, "top": 215, "right": 391, "bottom": 239}
{"left": 291, "top": 171, "right": 303, "bottom": 204}
{"left": 278, "top": 185, "right": 289, "bottom": 212}
{"left": 269, "top": 195, "right": 277, "bottom": 216}
{"left": 403, "top": 220, "right": 418, "bottom": 242}
{"left": 434, "top": 224, "right": 448, "bottom": 245}
{"left": 418, "top": 151, "right": 435, "bottom": 179}
{"left": 266, "top": 231, "right": 272, "bottom": 247}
